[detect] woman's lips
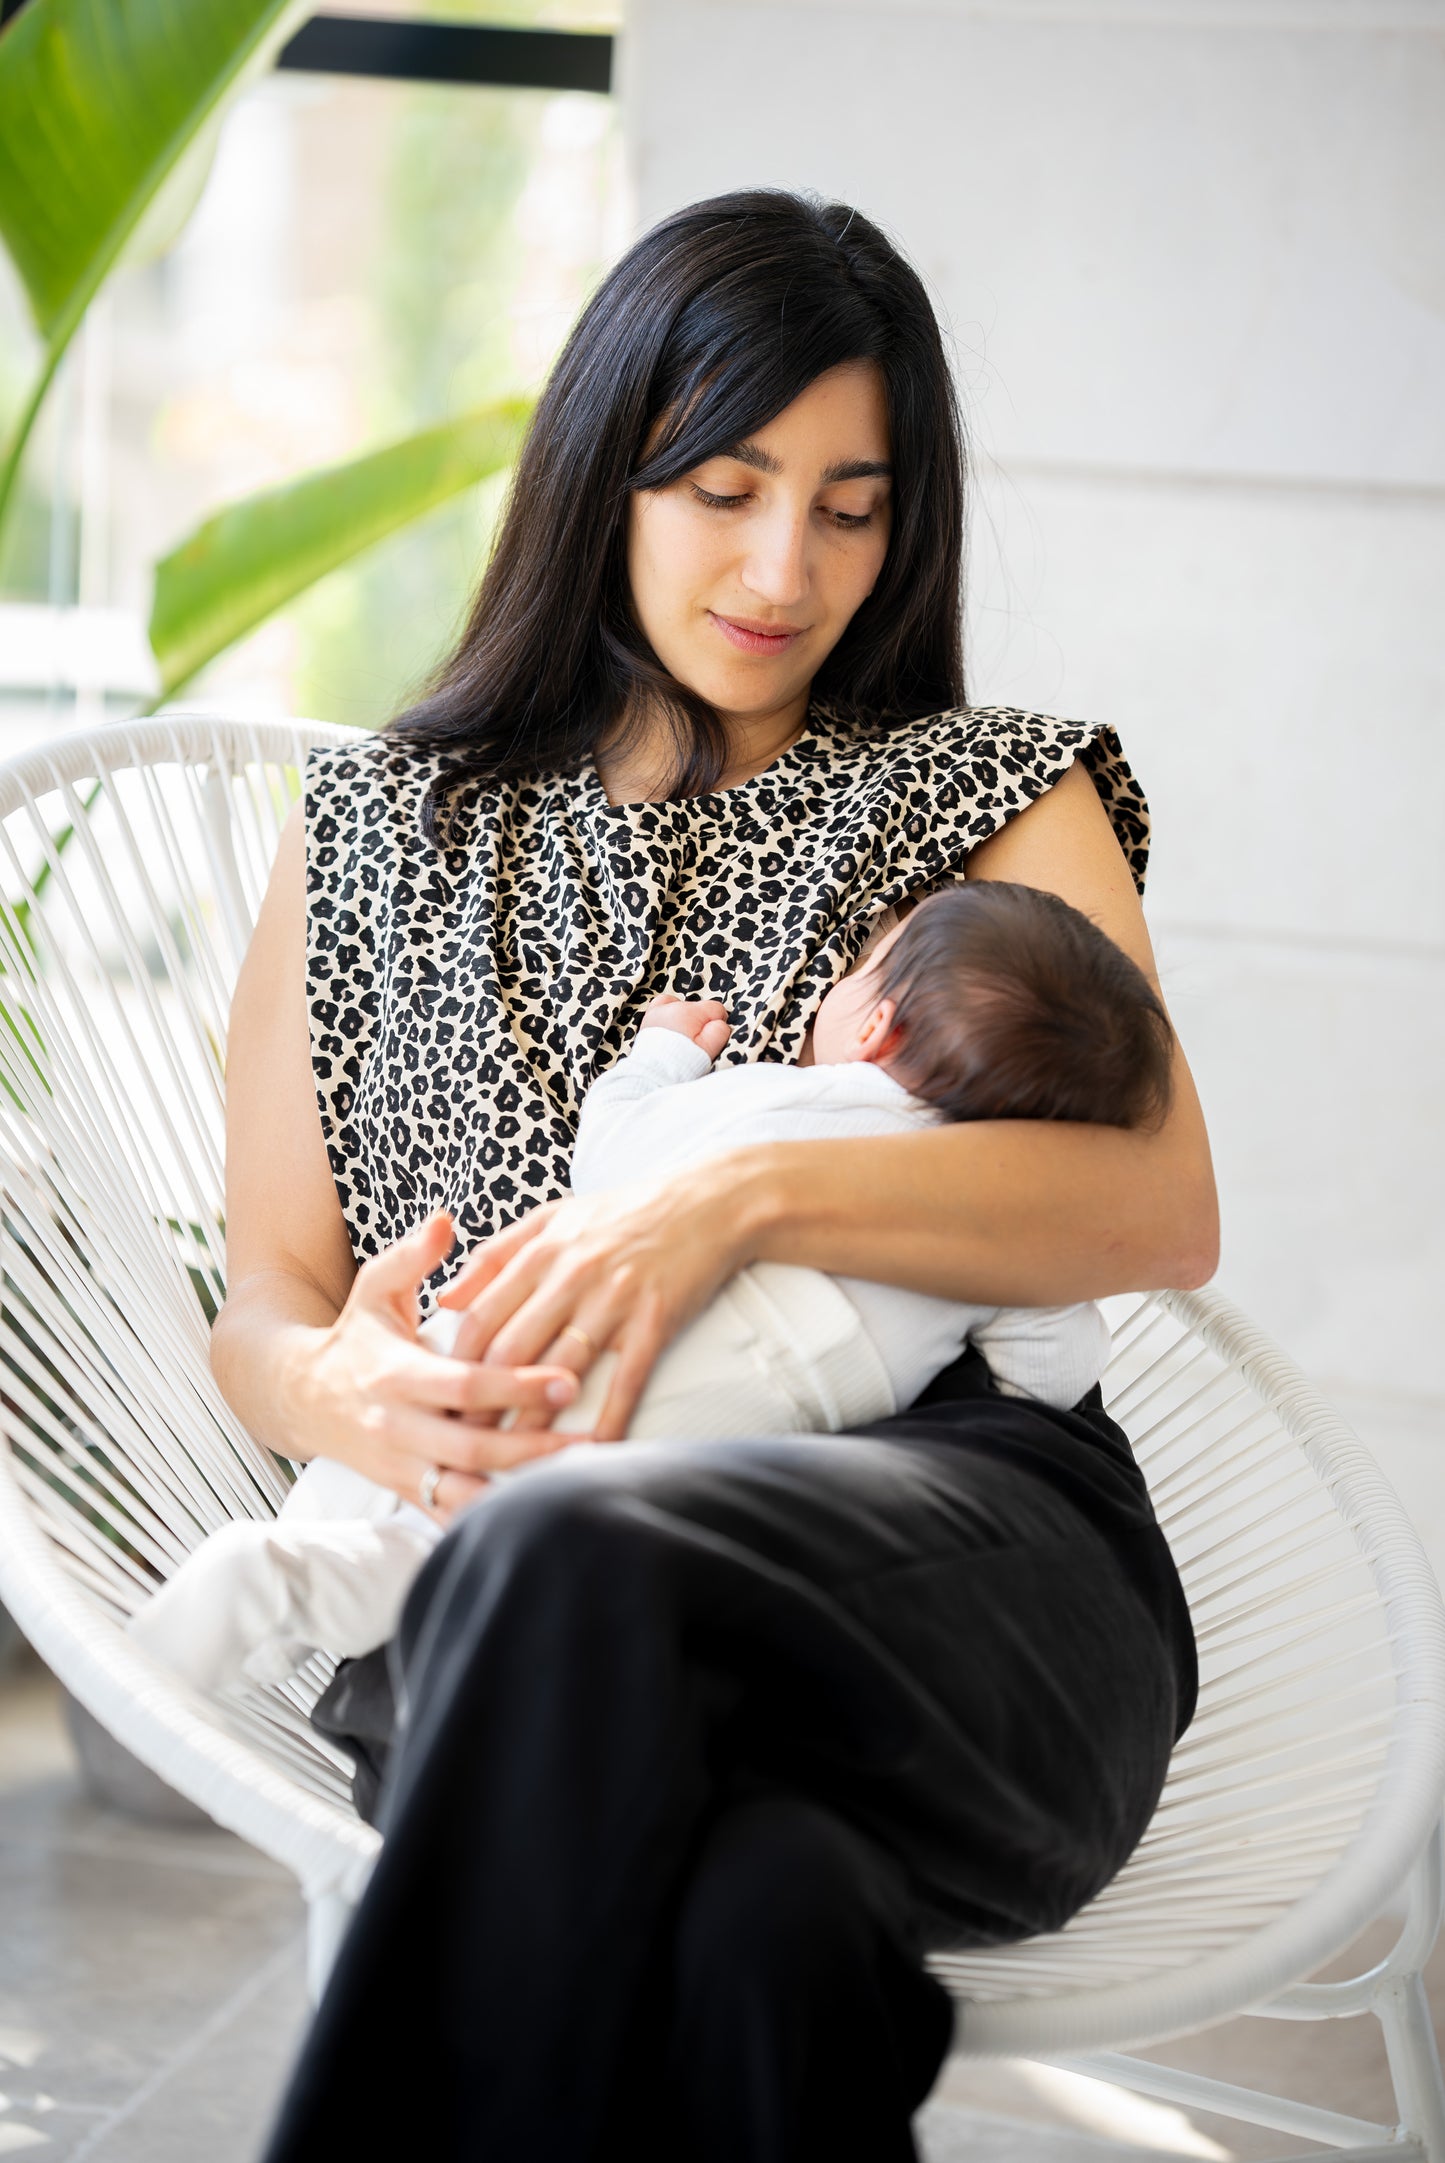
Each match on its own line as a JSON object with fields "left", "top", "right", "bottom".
{"left": 708, "top": 612, "right": 805, "bottom": 656}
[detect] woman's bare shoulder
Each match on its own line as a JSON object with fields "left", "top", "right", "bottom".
{"left": 252, "top": 797, "right": 306, "bottom": 955}
{"left": 966, "top": 759, "right": 1157, "bottom": 979}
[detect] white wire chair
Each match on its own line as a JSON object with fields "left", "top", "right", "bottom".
{"left": 0, "top": 716, "right": 1442, "bottom": 2159}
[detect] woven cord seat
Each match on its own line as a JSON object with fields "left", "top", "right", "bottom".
{"left": 1, "top": 716, "right": 1442, "bottom": 2155}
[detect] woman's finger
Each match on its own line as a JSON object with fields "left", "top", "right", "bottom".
{"left": 384, "top": 1403, "right": 577, "bottom": 1480}
{"left": 418, "top": 1466, "right": 491, "bottom": 1520}
{"left": 591, "top": 1299, "right": 668, "bottom": 1442}
{"left": 437, "top": 1205, "right": 558, "bottom": 1309}
{"left": 364, "top": 1404, "right": 499, "bottom": 1483}
{"left": 442, "top": 1246, "right": 564, "bottom": 1360}
{"left": 505, "top": 1316, "right": 625, "bottom": 1434}
{"left": 449, "top": 1241, "right": 579, "bottom": 1363}
{"left": 481, "top": 1268, "right": 625, "bottom": 1375}
{"left": 394, "top": 1347, "right": 578, "bottom": 1421}
{"left": 357, "top": 1209, "right": 455, "bottom": 1302}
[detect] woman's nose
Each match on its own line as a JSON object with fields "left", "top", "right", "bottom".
{"left": 738, "top": 510, "right": 810, "bottom": 610}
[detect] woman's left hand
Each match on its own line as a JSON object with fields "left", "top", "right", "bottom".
{"left": 435, "top": 1160, "right": 758, "bottom": 1440}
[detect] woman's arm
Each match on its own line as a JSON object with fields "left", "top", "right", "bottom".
{"left": 211, "top": 805, "right": 357, "bottom": 1454}
{"left": 443, "top": 759, "right": 1217, "bottom": 1438}
{"left": 212, "top": 804, "right": 581, "bottom": 1513}
{"left": 741, "top": 758, "right": 1219, "bottom": 1304}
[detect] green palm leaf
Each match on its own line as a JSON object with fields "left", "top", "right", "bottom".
{"left": 0, "top": 0, "right": 309, "bottom": 527}
{"left": 148, "top": 399, "right": 532, "bottom": 701}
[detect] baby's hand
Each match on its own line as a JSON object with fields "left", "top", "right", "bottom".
{"left": 641, "top": 994, "right": 731, "bottom": 1060}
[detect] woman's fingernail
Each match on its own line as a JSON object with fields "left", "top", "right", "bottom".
{"left": 547, "top": 1376, "right": 578, "bottom": 1405}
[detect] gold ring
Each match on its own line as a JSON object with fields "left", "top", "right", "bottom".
{"left": 560, "top": 1323, "right": 598, "bottom": 1361}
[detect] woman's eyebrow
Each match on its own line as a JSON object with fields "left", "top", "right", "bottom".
{"left": 721, "top": 441, "right": 782, "bottom": 474}
{"left": 821, "top": 457, "right": 892, "bottom": 484}
{"left": 714, "top": 443, "right": 893, "bottom": 485}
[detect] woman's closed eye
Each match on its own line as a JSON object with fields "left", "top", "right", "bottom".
{"left": 689, "top": 483, "right": 750, "bottom": 511}
{"left": 823, "top": 503, "right": 878, "bottom": 530}
{"left": 688, "top": 481, "right": 878, "bottom": 529}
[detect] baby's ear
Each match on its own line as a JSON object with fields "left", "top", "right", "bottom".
{"left": 857, "top": 998, "right": 903, "bottom": 1065}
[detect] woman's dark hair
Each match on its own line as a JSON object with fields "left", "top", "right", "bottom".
{"left": 875, "top": 883, "right": 1174, "bottom": 1131}
{"left": 392, "top": 189, "right": 967, "bottom": 841}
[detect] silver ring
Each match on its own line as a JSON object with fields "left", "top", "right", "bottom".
{"left": 419, "top": 1463, "right": 444, "bottom": 1513}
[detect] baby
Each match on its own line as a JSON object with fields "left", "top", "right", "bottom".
{"left": 130, "top": 880, "right": 1173, "bottom": 1694}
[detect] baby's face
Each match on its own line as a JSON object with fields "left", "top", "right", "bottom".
{"left": 811, "top": 917, "right": 907, "bottom": 1065}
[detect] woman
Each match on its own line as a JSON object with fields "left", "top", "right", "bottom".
{"left": 227, "top": 191, "right": 1217, "bottom": 2161}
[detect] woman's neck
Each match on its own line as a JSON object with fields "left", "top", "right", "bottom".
{"left": 594, "top": 694, "right": 810, "bottom": 807}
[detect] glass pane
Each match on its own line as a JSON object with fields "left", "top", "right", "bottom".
{"left": 0, "top": 62, "right": 622, "bottom": 747}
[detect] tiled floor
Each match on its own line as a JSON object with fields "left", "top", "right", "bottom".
{"left": 1, "top": 1649, "right": 1440, "bottom": 2161}
{"left": 0, "top": 1656, "right": 306, "bottom": 2162}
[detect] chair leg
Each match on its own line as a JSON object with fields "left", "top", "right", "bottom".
{"left": 1378, "top": 1971, "right": 1445, "bottom": 2163}
{"left": 306, "top": 1887, "right": 355, "bottom": 2006}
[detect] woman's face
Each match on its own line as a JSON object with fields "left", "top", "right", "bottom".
{"left": 626, "top": 360, "right": 893, "bottom": 734}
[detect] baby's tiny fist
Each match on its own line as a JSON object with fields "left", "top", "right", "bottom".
{"left": 681, "top": 999, "right": 730, "bottom": 1051}
{"left": 641, "top": 996, "right": 730, "bottom": 1048}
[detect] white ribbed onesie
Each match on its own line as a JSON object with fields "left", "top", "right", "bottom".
{"left": 560, "top": 1031, "right": 1107, "bottom": 1420}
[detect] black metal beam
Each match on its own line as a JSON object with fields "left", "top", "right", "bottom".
{"left": 276, "top": 15, "right": 613, "bottom": 93}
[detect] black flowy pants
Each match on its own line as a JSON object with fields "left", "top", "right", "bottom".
{"left": 264, "top": 1364, "right": 1191, "bottom": 2163}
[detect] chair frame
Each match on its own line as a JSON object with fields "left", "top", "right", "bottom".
{"left": 0, "top": 716, "right": 1441, "bottom": 2150}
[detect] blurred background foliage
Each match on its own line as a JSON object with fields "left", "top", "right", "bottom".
{"left": 0, "top": 0, "right": 621, "bottom": 739}
{"left": 287, "top": 72, "right": 542, "bottom": 729}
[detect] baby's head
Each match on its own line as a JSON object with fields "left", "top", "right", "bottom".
{"left": 812, "top": 882, "right": 1173, "bottom": 1129}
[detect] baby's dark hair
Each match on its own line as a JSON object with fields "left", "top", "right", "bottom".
{"left": 873, "top": 882, "right": 1173, "bottom": 1129}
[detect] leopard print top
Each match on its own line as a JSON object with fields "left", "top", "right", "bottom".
{"left": 304, "top": 704, "right": 1149, "bottom": 1308}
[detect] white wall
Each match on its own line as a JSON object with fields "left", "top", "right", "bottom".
{"left": 622, "top": 0, "right": 1445, "bottom": 1561}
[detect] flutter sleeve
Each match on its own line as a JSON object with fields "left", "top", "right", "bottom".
{"left": 936, "top": 708, "right": 1151, "bottom": 897}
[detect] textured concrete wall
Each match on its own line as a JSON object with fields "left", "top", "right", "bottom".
{"left": 622, "top": 0, "right": 1445, "bottom": 1562}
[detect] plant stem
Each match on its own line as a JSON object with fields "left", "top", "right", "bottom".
{"left": 0, "top": 337, "right": 64, "bottom": 537}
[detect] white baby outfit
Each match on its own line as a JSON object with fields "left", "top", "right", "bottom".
{"left": 129, "top": 1034, "right": 1107, "bottom": 1693}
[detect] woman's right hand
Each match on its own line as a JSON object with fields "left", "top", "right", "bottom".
{"left": 285, "top": 1211, "right": 583, "bottom": 1521}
